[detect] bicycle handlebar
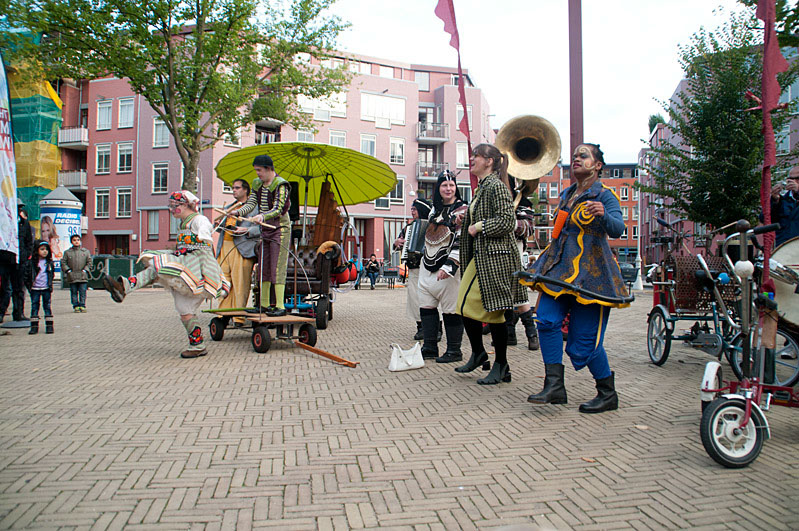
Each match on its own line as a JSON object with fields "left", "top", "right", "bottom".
{"left": 752, "top": 222, "right": 780, "bottom": 235}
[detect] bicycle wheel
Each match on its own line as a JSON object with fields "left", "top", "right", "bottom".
{"left": 647, "top": 306, "right": 671, "bottom": 365}
{"left": 729, "top": 326, "right": 799, "bottom": 386}
{"left": 700, "top": 397, "right": 766, "bottom": 468}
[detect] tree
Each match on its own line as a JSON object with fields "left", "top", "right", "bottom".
{"left": 648, "top": 113, "right": 665, "bottom": 133}
{"left": 738, "top": 0, "right": 799, "bottom": 47}
{"left": 639, "top": 9, "right": 799, "bottom": 229}
{"left": 1, "top": 0, "right": 351, "bottom": 192}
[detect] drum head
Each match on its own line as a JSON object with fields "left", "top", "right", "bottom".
{"left": 771, "top": 236, "right": 799, "bottom": 327}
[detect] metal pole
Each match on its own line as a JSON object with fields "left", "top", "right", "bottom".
{"left": 568, "top": 0, "right": 584, "bottom": 183}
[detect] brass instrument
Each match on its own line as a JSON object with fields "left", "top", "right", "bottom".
{"left": 495, "top": 115, "right": 562, "bottom": 207}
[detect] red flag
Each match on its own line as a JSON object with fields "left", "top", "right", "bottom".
{"left": 435, "top": 0, "right": 476, "bottom": 190}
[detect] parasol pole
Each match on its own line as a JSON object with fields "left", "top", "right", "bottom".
{"left": 300, "top": 176, "right": 310, "bottom": 246}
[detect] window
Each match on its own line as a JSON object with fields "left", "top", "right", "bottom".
{"left": 612, "top": 168, "right": 620, "bottom": 178}
{"left": 378, "top": 65, "right": 394, "bottom": 78}
{"left": 633, "top": 188, "right": 639, "bottom": 201}
{"left": 224, "top": 127, "right": 241, "bottom": 147}
{"left": 415, "top": 71, "right": 429, "bottom": 91}
{"left": 375, "top": 177, "right": 404, "bottom": 209}
{"left": 169, "top": 214, "right": 180, "bottom": 239}
{"left": 456, "top": 105, "right": 473, "bottom": 131}
{"left": 147, "top": 210, "right": 159, "bottom": 239}
{"left": 297, "top": 92, "right": 346, "bottom": 120}
{"left": 456, "top": 143, "right": 469, "bottom": 169}
{"left": 153, "top": 119, "right": 169, "bottom": 148}
{"left": 360, "top": 134, "right": 376, "bottom": 157}
{"left": 451, "top": 74, "right": 460, "bottom": 86}
{"left": 329, "top": 130, "right": 346, "bottom": 147}
{"left": 95, "top": 189, "right": 110, "bottom": 218}
{"left": 620, "top": 187, "right": 629, "bottom": 200}
{"left": 297, "top": 130, "right": 314, "bottom": 142}
{"left": 117, "top": 188, "right": 132, "bottom": 218}
{"left": 389, "top": 137, "right": 405, "bottom": 164}
{"left": 549, "top": 183, "right": 558, "bottom": 198}
{"left": 117, "top": 142, "right": 133, "bottom": 173}
{"left": 632, "top": 225, "right": 639, "bottom": 240}
{"left": 152, "top": 162, "right": 168, "bottom": 193}
{"left": 777, "top": 124, "right": 791, "bottom": 155}
{"left": 360, "top": 93, "right": 405, "bottom": 126}
{"left": 620, "top": 227, "right": 628, "bottom": 239}
{"left": 621, "top": 206, "right": 629, "bottom": 220}
{"left": 118, "top": 98, "right": 134, "bottom": 128}
{"left": 97, "top": 100, "right": 112, "bottom": 130}
{"left": 96, "top": 144, "right": 111, "bottom": 174}
{"left": 539, "top": 183, "right": 547, "bottom": 201}
{"left": 458, "top": 184, "right": 472, "bottom": 204}
{"left": 633, "top": 205, "right": 639, "bottom": 220}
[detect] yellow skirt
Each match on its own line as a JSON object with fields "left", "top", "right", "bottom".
{"left": 456, "top": 261, "right": 505, "bottom": 324}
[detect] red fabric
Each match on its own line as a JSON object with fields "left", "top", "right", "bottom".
{"left": 435, "top": 0, "right": 476, "bottom": 190}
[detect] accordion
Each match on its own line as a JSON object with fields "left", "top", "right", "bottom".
{"left": 401, "top": 220, "right": 429, "bottom": 268}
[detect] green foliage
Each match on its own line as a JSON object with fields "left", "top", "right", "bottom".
{"left": 648, "top": 113, "right": 665, "bottom": 133}
{"left": 738, "top": 0, "right": 799, "bottom": 47}
{"left": 1, "top": 0, "right": 351, "bottom": 192}
{"left": 639, "top": 9, "right": 799, "bottom": 229}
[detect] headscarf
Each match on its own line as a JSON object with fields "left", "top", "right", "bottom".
{"left": 412, "top": 198, "right": 432, "bottom": 220}
{"left": 169, "top": 190, "right": 200, "bottom": 209}
{"left": 431, "top": 170, "right": 463, "bottom": 213}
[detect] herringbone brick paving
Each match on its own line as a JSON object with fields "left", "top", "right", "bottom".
{"left": 0, "top": 285, "right": 797, "bottom": 530}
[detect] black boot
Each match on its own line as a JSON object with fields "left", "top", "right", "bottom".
{"left": 455, "top": 350, "right": 490, "bottom": 372}
{"left": 28, "top": 319, "right": 39, "bottom": 335}
{"left": 505, "top": 310, "right": 517, "bottom": 346}
{"left": 477, "top": 361, "right": 511, "bottom": 385}
{"left": 413, "top": 321, "right": 424, "bottom": 341}
{"left": 527, "top": 364, "right": 567, "bottom": 404}
{"left": 419, "top": 308, "right": 440, "bottom": 359}
{"left": 518, "top": 309, "right": 539, "bottom": 351}
{"left": 45, "top": 319, "right": 54, "bottom": 334}
{"left": 579, "top": 372, "right": 618, "bottom": 414}
{"left": 436, "top": 313, "right": 463, "bottom": 363}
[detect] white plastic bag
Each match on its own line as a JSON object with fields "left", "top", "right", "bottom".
{"left": 388, "top": 342, "right": 424, "bottom": 372}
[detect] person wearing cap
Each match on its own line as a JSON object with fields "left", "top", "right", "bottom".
{"left": 232, "top": 155, "right": 291, "bottom": 316}
{"left": 418, "top": 171, "right": 468, "bottom": 364}
{"left": 393, "top": 197, "right": 432, "bottom": 340}
{"left": 24, "top": 240, "right": 55, "bottom": 334}
{"left": 103, "top": 190, "right": 230, "bottom": 358}
{"left": 770, "top": 165, "right": 799, "bottom": 247}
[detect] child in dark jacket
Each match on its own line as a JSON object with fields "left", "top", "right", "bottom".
{"left": 26, "top": 240, "right": 55, "bottom": 334}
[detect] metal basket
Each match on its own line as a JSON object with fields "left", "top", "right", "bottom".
{"left": 673, "top": 255, "right": 739, "bottom": 312}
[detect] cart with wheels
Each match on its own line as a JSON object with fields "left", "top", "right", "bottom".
{"left": 203, "top": 309, "right": 317, "bottom": 352}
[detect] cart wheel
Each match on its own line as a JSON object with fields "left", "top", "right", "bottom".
{"left": 700, "top": 397, "right": 765, "bottom": 468}
{"left": 315, "top": 297, "right": 329, "bottom": 330}
{"left": 647, "top": 307, "right": 671, "bottom": 366}
{"left": 252, "top": 325, "right": 271, "bottom": 353}
{"left": 298, "top": 323, "right": 317, "bottom": 347}
{"left": 729, "top": 326, "right": 799, "bottom": 386}
{"left": 209, "top": 317, "right": 226, "bottom": 341}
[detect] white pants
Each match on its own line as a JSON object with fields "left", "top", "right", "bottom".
{"left": 406, "top": 267, "right": 421, "bottom": 322}
{"left": 418, "top": 266, "right": 460, "bottom": 314}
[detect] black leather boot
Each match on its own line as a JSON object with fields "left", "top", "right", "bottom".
{"left": 45, "top": 319, "right": 54, "bottom": 334}
{"left": 28, "top": 319, "right": 38, "bottom": 335}
{"left": 527, "top": 364, "right": 567, "bottom": 404}
{"left": 477, "top": 361, "right": 511, "bottom": 385}
{"left": 419, "top": 308, "right": 440, "bottom": 359}
{"left": 454, "top": 350, "right": 490, "bottom": 372}
{"left": 413, "top": 321, "right": 424, "bottom": 341}
{"left": 579, "top": 372, "right": 618, "bottom": 414}
{"left": 436, "top": 313, "right": 463, "bottom": 363}
{"left": 518, "top": 309, "right": 539, "bottom": 351}
{"left": 505, "top": 310, "right": 517, "bottom": 346}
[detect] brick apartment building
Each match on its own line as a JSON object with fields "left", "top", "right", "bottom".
{"left": 54, "top": 51, "right": 494, "bottom": 264}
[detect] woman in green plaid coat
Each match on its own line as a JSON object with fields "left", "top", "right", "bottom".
{"left": 455, "top": 143, "right": 528, "bottom": 385}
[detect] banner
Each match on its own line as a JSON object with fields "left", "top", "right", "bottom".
{"left": 0, "top": 53, "right": 19, "bottom": 258}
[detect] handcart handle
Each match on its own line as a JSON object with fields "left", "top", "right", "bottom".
{"left": 514, "top": 271, "right": 635, "bottom": 305}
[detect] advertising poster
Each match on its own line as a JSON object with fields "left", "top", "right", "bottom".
{"left": 39, "top": 205, "right": 81, "bottom": 271}
{"left": 0, "top": 53, "right": 19, "bottom": 258}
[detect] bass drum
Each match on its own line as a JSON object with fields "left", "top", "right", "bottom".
{"left": 771, "top": 236, "right": 799, "bottom": 339}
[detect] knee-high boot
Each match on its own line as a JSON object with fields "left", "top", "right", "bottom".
{"left": 518, "top": 308, "right": 539, "bottom": 351}
{"left": 527, "top": 363, "right": 567, "bottom": 404}
{"left": 419, "top": 307, "right": 440, "bottom": 359}
{"left": 436, "top": 313, "right": 463, "bottom": 363}
{"left": 505, "top": 309, "right": 517, "bottom": 346}
{"left": 579, "top": 372, "right": 618, "bottom": 414}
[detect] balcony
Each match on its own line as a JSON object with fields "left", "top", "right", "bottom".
{"left": 58, "top": 169, "right": 88, "bottom": 191}
{"left": 416, "top": 162, "right": 450, "bottom": 181}
{"left": 416, "top": 122, "right": 449, "bottom": 144}
{"left": 58, "top": 126, "right": 89, "bottom": 150}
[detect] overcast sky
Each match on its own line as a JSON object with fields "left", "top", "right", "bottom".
{"left": 327, "top": 0, "right": 749, "bottom": 164}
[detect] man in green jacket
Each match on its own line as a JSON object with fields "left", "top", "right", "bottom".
{"left": 60, "top": 234, "right": 92, "bottom": 312}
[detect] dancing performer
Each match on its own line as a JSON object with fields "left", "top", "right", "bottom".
{"left": 393, "top": 197, "right": 432, "bottom": 340}
{"left": 103, "top": 191, "right": 230, "bottom": 358}
{"left": 455, "top": 144, "right": 528, "bottom": 384}
{"left": 233, "top": 155, "right": 291, "bottom": 316}
{"left": 418, "top": 171, "right": 468, "bottom": 363}
{"left": 216, "top": 179, "right": 259, "bottom": 325}
{"left": 527, "top": 143, "right": 628, "bottom": 413}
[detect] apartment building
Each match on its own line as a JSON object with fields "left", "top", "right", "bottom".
{"left": 55, "top": 51, "right": 495, "bottom": 263}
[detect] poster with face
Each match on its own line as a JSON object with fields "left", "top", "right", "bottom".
{"left": 38, "top": 206, "right": 81, "bottom": 270}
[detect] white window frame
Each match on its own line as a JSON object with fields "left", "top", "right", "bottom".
{"left": 153, "top": 119, "right": 169, "bottom": 148}
{"left": 360, "top": 92, "right": 406, "bottom": 126}
{"left": 613, "top": 168, "right": 620, "bottom": 178}
{"left": 456, "top": 105, "right": 473, "bottom": 131}
{"left": 329, "top": 130, "right": 346, "bottom": 147}
{"left": 458, "top": 184, "right": 472, "bottom": 204}
{"left": 539, "top": 183, "right": 547, "bottom": 201}
{"left": 633, "top": 188, "right": 639, "bottom": 201}
{"left": 297, "top": 130, "right": 314, "bottom": 143}
{"left": 360, "top": 134, "right": 376, "bottom": 157}
{"left": 549, "top": 183, "right": 558, "bottom": 198}
{"left": 378, "top": 65, "right": 394, "bottom": 78}
{"left": 456, "top": 143, "right": 469, "bottom": 169}
{"left": 620, "top": 227, "right": 628, "bottom": 239}
{"left": 620, "top": 187, "right": 629, "bottom": 200}
{"left": 96, "top": 144, "right": 111, "bottom": 174}
{"left": 633, "top": 205, "right": 639, "bottom": 221}
{"left": 777, "top": 124, "right": 791, "bottom": 155}
{"left": 117, "top": 142, "right": 133, "bottom": 173}
{"left": 632, "top": 225, "right": 639, "bottom": 240}
{"left": 223, "top": 127, "right": 242, "bottom": 147}
{"left": 152, "top": 162, "right": 169, "bottom": 194}
{"left": 389, "top": 137, "right": 405, "bottom": 165}
{"left": 116, "top": 188, "right": 132, "bottom": 218}
{"left": 415, "top": 71, "right": 430, "bottom": 92}
{"left": 118, "top": 98, "right": 134, "bottom": 128}
{"left": 95, "top": 189, "right": 110, "bottom": 218}
{"left": 621, "top": 206, "right": 629, "bottom": 220}
{"left": 147, "top": 210, "right": 159, "bottom": 239}
{"left": 97, "top": 100, "right": 112, "bottom": 130}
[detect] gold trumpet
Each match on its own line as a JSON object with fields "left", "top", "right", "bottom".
{"left": 495, "top": 115, "right": 562, "bottom": 207}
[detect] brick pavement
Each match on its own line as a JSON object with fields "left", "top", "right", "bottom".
{"left": 0, "top": 285, "right": 798, "bottom": 530}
